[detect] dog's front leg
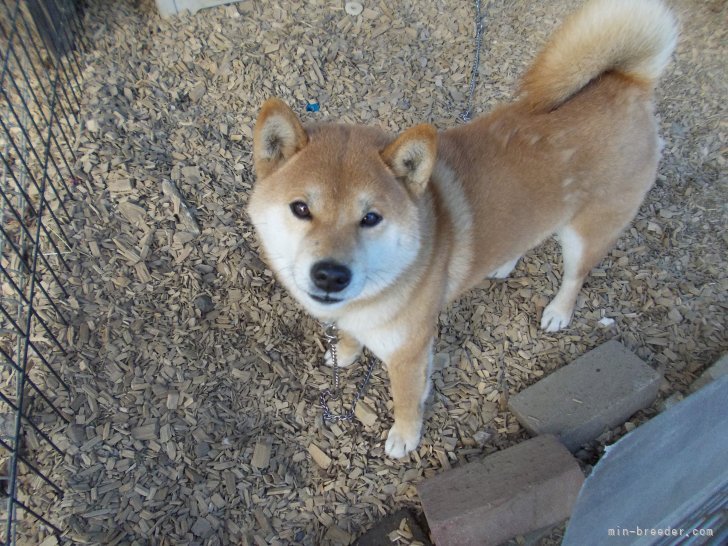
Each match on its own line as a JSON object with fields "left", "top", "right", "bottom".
{"left": 324, "top": 329, "right": 362, "bottom": 368}
{"left": 384, "top": 339, "right": 433, "bottom": 458}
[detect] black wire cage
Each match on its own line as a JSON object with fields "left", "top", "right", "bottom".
{"left": 1, "top": 0, "right": 85, "bottom": 542}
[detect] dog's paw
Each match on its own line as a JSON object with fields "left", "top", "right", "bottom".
{"left": 487, "top": 257, "right": 520, "bottom": 279}
{"left": 385, "top": 422, "right": 422, "bottom": 459}
{"left": 324, "top": 346, "right": 360, "bottom": 368}
{"left": 540, "top": 301, "right": 573, "bottom": 332}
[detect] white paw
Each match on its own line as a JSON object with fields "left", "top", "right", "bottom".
{"left": 540, "top": 301, "right": 573, "bottom": 332}
{"left": 324, "top": 347, "right": 359, "bottom": 368}
{"left": 385, "top": 422, "right": 422, "bottom": 459}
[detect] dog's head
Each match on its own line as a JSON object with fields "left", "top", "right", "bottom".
{"left": 248, "top": 98, "right": 437, "bottom": 319}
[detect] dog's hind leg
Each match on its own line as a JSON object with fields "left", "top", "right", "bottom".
{"left": 541, "top": 204, "right": 639, "bottom": 332}
{"left": 541, "top": 225, "right": 588, "bottom": 332}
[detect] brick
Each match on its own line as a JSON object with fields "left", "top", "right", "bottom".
{"left": 418, "top": 435, "right": 583, "bottom": 546}
{"left": 508, "top": 340, "right": 661, "bottom": 451}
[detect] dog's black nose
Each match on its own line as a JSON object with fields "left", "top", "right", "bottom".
{"left": 310, "top": 261, "right": 351, "bottom": 293}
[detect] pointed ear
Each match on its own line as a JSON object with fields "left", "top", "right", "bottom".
{"left": 253, "top": 98, "right": 308, "bottom": 178}
{"left": 381, "top": 124, "right": 437, "bottom": 194}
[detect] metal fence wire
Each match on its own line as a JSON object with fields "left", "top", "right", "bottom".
{"left": 1, "top": 0, "right": 85, "bottom": 543}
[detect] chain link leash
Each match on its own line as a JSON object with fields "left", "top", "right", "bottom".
{"left": 319, "top": 323, "right": 378, "bottom": 422}
{"left": 319, "top": 2, "right": 486, "bottom": 420}
{"left": 460, "top": 0, "right": 486, "bottom": 123}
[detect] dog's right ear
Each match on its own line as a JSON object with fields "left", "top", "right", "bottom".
{"left": 253, "top": 98, "right": 308, "bottom": 178}
{"left": 381, "top": 124, "right": 437, "bottom": 196}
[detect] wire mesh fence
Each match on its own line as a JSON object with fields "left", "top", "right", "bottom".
{"left": 1, "top": 0, "right": 85, "bottom": 542}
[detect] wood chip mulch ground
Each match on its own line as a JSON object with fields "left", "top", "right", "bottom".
{"left": 20, "top": 0, "right": 726, "bottom": 544}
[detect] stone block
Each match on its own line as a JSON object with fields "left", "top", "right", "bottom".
{"left": 509, "top": 340, "right": 661, "bottom": 451}
{"left": 418, "top": 435, "right": 583, "bottom": 546}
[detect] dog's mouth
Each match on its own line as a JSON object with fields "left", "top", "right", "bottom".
{"left": 309, "top": 293, "right": 344, "bottom": 304}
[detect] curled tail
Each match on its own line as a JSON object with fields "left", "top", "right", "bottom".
{"left": 520, "top": 0, "right": 678, "bottom": 112}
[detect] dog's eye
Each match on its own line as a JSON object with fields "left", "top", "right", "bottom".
{"left": 290, "top": 201, "right": 312, "bottom": 220}
{"left": 360, "top": 212, "right": 382, "bottom": 227}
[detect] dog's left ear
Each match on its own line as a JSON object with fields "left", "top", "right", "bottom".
{"left": 381, "top": 124, "right": 437, "bottom": 195}
{"left": 253, "top": 98, "right": 309, "bottom": 178}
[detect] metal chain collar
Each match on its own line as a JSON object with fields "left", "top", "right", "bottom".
{"left": 319, "top": 323, "right": 377, "bottom": 422}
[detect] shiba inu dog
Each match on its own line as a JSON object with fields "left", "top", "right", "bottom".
{"left": 248, "top": 0, "right": 677, "bottom": 458}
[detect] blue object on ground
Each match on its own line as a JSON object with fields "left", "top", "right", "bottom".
{"left": 305, "top": 102, "right": 320, "bottom": 112}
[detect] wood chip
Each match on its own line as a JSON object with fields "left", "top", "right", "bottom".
{"left": 189, "top": 82, "right": 206, "bottom": 102}
{"left": 131, "top": 421, "right": 158, "bottom": 441}
{"left": 308, "top": 443, "right": 332, "bottom": 469}
{"left": 253, "top": 508, "right": 272, "bottom": 534}
{"left": 166, "top": 391, "right": 180, "bottom": 410}
{"left": 108, "top": 177, "right": 133, "bottom": 194}
{"left": 354, "top": 400, "right": 378, "bottom": 427}
{"left": 251, "top": 436, "right": 273, "bottom": 470}
{"left": 118, "top": 201, "right": 146, "bottom": 226}
{"left": 161, "top": 179, "right": 201, "bottom": 236}
{"left": 324, "top": 526, "right": 352, "bottom": 544}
